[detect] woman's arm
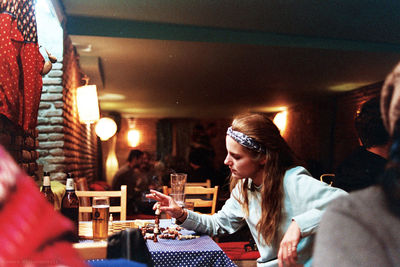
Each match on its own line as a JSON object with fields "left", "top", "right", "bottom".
{"left": 286, "top": 167, "right": 348, "bottom": 237}
{"left": 146, "top": 186, "right": 246, "bottom": 236}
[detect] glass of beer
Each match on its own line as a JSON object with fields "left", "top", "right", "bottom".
{"left": 92, "top": 196, "right": 110, "bottom": 241}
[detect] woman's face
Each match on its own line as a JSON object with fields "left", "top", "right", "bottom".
{"left": 224, "top": 136, "right": 264, "bottom": 183}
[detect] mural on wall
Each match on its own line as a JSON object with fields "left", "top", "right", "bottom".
{"left": 0, "top": 0, "right": 44, "bottom": 131}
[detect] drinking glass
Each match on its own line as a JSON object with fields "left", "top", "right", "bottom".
{"left": 92, "top": 196, "right": 110, "bottom": 241}
{"left": 170, "top": 173, "right": 187, "bottom": 207}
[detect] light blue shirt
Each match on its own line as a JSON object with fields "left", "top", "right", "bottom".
{"left": 181, "top": 166, "right": 347, "bottom": 266}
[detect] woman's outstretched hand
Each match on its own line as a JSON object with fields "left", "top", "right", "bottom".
{"left": 277, "top": 220, "right": 301, "bottom": 267}
{"left": 146, "top": 189, "right": 184, "bottom": 218}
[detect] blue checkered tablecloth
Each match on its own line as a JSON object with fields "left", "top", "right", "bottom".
{"left": 147, "top": 221, "right": 236, "bottom": 267}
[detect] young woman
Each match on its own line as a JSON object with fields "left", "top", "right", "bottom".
{"left": 147, "top": 113, "right": 346, "bottom": 267}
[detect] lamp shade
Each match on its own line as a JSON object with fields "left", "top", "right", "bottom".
{"left": 95, "top": 117, "right": 117, "bottom": 141}
{"left": 76, "top": 85, "right": 100, "bottom": 124}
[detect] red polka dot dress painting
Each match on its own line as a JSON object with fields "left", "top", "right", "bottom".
{"left": 0, "top": 0, "right": 44, "bottom": 131}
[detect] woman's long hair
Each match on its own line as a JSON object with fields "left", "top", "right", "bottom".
{"left": 229, "top": 113, "right": 299, "bottom": 245}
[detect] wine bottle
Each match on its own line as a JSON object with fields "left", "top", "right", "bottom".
{"left": 41, "top": 172, "right": 55, "bottom": 206}
{"left": 61, "top": 174, "right": 79, "bottom": 241}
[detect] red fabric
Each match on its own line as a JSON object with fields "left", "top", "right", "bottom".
{"left": 21, "top": 43, "right": 44, "bottom": 130}
{"left": 0, "top": 144, "right": 87, "bottom": 266}
{"left": 0, "top": 14, "right": 23, "bottom": 126}
{"left": 0, "top": 1, "right": 44, "bottom": 131}
{"left": 90, "top": 181, "right": 111, "bottom": 191}
{"left": 217, "top": 242, "right": 260, "bottom": 260}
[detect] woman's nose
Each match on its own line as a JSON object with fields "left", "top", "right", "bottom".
{"left": 224, "top": 155, "right": 231, "bottom": 166}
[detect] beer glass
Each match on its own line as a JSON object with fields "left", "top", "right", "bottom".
{"left": 170, "top": 173, "right": 187, "bottom": 207}
{"left": 92, "top": 196, "right": 110, "bottom": 241}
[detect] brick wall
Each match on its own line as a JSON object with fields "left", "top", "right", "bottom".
{"left": 285, "top": 97, "right": 337, "bottom": 177}
{"left": 0, "top": 115, "right": 39, "bottom": 180}
{"left": 333, "top": 82, "right": 382, "bottom": 169}
{"left": 36, "top": 37, "right": 99, "bottom": 183}
{"left": 284, "top": 82, "right": 382, "bottom": 177}
{"left": 115, "top": 118, "right": 159, "bottom": 165}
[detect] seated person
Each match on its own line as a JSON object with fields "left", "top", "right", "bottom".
{"left": 335, "top": 96, "right": 390, "bottom": 192}
{"left": 148, "top": 113, "right": 347, "bottom": 267}
{"left": 112, "top": 149, "right": 144, "bottom": 215}
{"left": 187, "top": 147, "right": 216, "bottom": 183}
{"left": 313, "top": 62, "right": 400, "bottom": 266}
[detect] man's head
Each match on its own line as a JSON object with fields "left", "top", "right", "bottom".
{"left": 355, "top": 97, "right": 389, "bottom": 148}
{"left": 128, "top": 149, "right": 144, "bottom": 168}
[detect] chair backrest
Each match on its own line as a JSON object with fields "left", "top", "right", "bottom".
{"left": 76, "top": 178, "right": 91, "bottom": 221}
{"left": 75, "top": 185, "right": 127, "bottom": 221}
{"left": 320, "top": 174, "right": 335, "bottom": 186}
{"left": 162, "top": 185, "right": 219, "bottom": 215}
{"left": 186, "top": 179, "right": 211, "bottom": 188}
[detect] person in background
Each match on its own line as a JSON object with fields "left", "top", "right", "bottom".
{"left": 313, "top": 62, "right": 400, "bottom": 267}
{"left": 147, "top": 113, "right": 347, "bottom": 267}
{"left": 334, "top": 96, "right": 390, "bottom": 192}
{"left": 187, "top": 147, "right": 216, "bottom": 183}
{"left": 112, "top": 149, "right": 144, "bottom": 215}
{"left": 0, "top": 145, "right": 87, "bottom": 266}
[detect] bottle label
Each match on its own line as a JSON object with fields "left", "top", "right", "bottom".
{"left": 43, "top": 175, "right": 51, "bottom": 187}
{"left": 66, "top": 178, "right": 75, "bottom": 190}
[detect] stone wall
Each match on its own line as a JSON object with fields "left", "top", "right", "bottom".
{"left": 36, "top": 37, "right": 99, "bottom": 183}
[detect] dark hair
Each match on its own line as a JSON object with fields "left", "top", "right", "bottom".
{"left": 128, "top": 149, "right": 144, "bottom": 162}
{"left": 355, "top": 97, "right": 389, "bottom": 148}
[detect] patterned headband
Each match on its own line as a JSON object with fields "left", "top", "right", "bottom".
{"left": 226, "top": 127, "right": 266, "bottom": 153}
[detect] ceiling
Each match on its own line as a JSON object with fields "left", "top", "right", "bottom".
{"left": 59, "top": 0, "right": 400, "bottom": 118}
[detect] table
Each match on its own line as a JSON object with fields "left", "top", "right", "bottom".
{"left": 148, "top": 220, "right": 236, "bottom": 267}
{"left": 76, "top": 220, "right": 237, "bottom": 267}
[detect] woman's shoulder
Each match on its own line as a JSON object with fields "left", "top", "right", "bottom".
{"left": 284, "top": 166, "right": 315, "bottom": 183}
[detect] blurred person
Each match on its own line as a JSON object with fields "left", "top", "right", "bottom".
{"left": 139, "top": 151, "right": 154, "bottom": 174}
{"left": 334, "top": 96, "right": 390, "bottom": 192}
{"left": 313, "top": 62, "right": 400, "bottom": 266}
{"left": 187, "top": 147, "right": 216, "bottom": 183}
{"left": 147, "top": 113, "right": 347, "bottom": 267}
{"left": 0, "top": 145, "right": 87, "bottom": 266}
{"left": 112, "top": 149, "right": 144, "bottom": 214}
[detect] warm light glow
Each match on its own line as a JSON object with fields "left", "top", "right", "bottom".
{"left": 106, "top": 136, "right": 119, "bottom": 185}
{"left": 273, "top": 110, "right": 288, "bottom": 133}
{"left": 127, "top": 129, "right": 140, "bottom": 147}
{"left": 95, "top": 117, "right": 117, "bottom": 141}
{"left": 76, "top": 85, "right": 100, "bottom": 124}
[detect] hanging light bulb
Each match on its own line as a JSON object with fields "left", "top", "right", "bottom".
{"left": 95, "top": 117, "right": 117, "bottom": 141}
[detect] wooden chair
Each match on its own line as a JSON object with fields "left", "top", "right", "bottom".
{"left": 75, "top": 185, "right": 127, "bottom": 221}
{"left": 76, "top": 178, "right": 91, "bottom": 221}
{"left": 162, "top": 185, "right": 219, "bottom": 215}
{"left": 320, "top": 174, "right": 335, "bottom": 186}
{"left": 186, "top": 179, "right": 211, "bottom": 188}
